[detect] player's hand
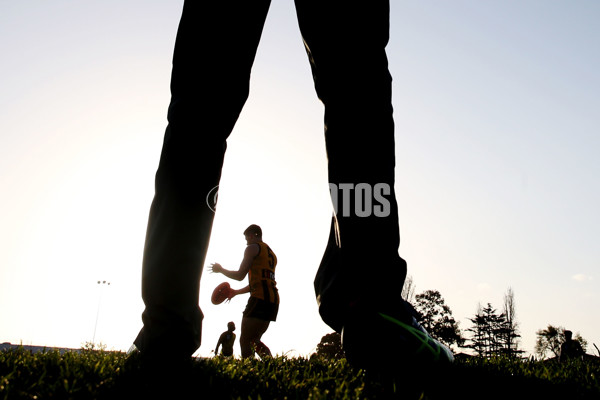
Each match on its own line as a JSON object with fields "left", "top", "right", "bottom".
{"left": 209, "top": 263, "right": 223, "bottom": 274}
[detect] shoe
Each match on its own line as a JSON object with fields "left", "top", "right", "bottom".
{"left": 341, "top": 301, "right": 454, "bottom": 371}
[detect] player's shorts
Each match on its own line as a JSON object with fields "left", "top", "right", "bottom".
{"left": 221, "top": 348, "right": 233, "bottom": 357}
{"left": 243, "top": 296, "right": 279, "bottom": 322}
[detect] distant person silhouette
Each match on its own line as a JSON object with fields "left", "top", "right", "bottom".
{"left": 209, "top": 225, "right": 278, "bottom": 359}
{"left": 133, "top": 0, "right": 451, "bottom": 371}
{"left": 215, "top": 321, "right": 237, "bottom": 357}
{"left": 559, "top": 330, "right": 584, "bottom": 362}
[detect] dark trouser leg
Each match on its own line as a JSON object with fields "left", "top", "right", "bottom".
{"left": 295, "top": 0, "right": 407, "bottom": 333}
{"left": 134, "top": 0, "right": 271, "bottom": 358}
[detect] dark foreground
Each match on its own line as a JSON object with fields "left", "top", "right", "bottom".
{"left": 1, "top": 347, "right": 599, "bottom": 399}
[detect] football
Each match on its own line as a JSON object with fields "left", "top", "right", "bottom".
{"left": 211, "top": 282, "right": 233, "bottom": 305}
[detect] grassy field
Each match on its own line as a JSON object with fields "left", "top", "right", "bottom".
{"left": 1, "top": 347, "right": 599, "bottom": 399}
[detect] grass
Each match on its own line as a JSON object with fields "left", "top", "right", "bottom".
{"left": 1, "top": 347, "right": 599, "bottom": 399}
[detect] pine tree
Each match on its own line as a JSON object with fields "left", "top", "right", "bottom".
{"left": 467, "top": 302, "right": 513, "bottom": 358}
{"left": 480, "top": 303, "right": 505, "bottom": 357}
{"left": 466, "top": 289, "right": 524, "bottom": 358}
{"left": 466, "top": 304, "right": 486, "bottom": 357}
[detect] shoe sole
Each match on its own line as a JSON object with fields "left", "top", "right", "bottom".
{"left": 341, "top": 309, "right": 454, "bottom": 371}
{"left": 378, "top": 312, "right": 454, "bottom": 363}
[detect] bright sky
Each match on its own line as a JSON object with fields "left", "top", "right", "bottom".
{"left": 1, "top": 1, "right": 599, "bottom": 359}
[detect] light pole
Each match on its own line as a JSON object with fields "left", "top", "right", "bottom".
{"left": 92, "top": 280, "right": 111, "bottom": 346}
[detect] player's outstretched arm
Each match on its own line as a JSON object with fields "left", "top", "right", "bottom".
{"left": 209, "top": 244, "right": 258, "bottom": 281}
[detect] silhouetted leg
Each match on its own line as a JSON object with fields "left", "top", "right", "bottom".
{"left": 134, "top": 0, "right": 272, "bottom": 360}
{"left": 295, "top": 0, "right": 408, "bottom": 333}
{"left": 240, "top": 317, "right": 271, "bottom": 359}
{"left": 255, "top": 341, "right": 272, "bottom": 359}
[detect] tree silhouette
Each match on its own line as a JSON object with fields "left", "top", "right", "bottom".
{"left": 535, "top": 325, "right": 588, "bottom": 360}
{"left": 465, "top": 289, "right": 524, "bottom": 358}
{"left": 483, "top": 303, "right": 506, "bottom": 357}
{"left": 401, "top": 274, "right": 416, "bottom": 303}
{"left": 314, "top": 332, "right": 344, "bottom": 360}
{"left": 414, "top": 289, "right": 464, "bottom": 350}
{"left": 466, "top": 304, "right": 487, "bottom": 357}
{"left": 500, "top": 287, "right": 523, "bottom": 357}
{"left": 466, "top": 302, "right": 520, "bottom": 358}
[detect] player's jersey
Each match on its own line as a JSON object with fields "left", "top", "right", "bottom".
{"left": 248, "top": 242, "right": 279, "bottom": 304}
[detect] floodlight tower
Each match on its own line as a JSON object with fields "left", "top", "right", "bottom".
{"left": 92, "top": 280, "right": 111, "bottom": 345}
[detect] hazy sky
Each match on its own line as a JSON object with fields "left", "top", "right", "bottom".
{"left": 1, "top": 1, "right": 599, "bottom": 358}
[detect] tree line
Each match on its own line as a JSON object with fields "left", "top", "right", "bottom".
{"left": 314, "top": 278, "right": 591, "bottom": 360}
